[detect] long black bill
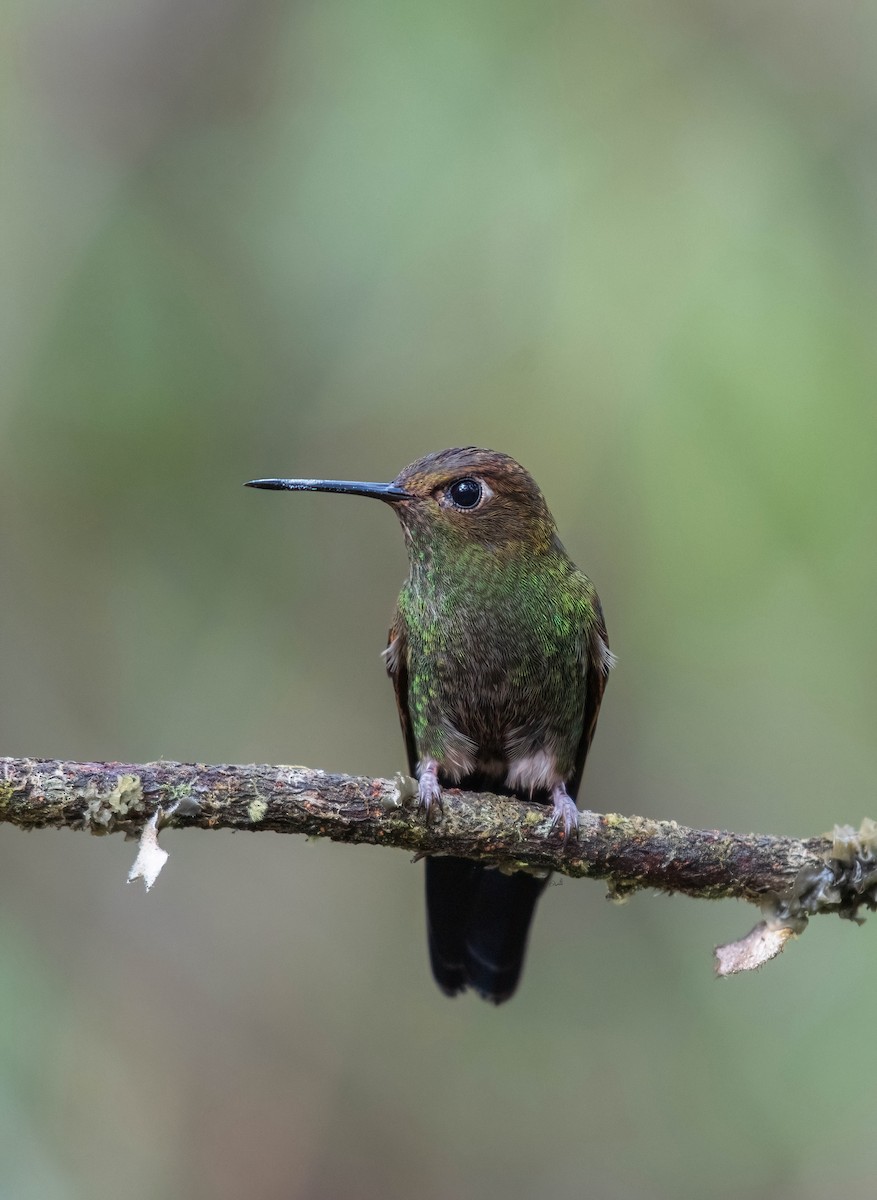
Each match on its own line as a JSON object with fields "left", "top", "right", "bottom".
{"left": 245, "top": 477, "right": 412, "bottom": 502}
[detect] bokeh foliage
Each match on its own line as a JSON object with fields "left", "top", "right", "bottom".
{"left": 2, "top": 0, "right": 877, "bottom": 1196}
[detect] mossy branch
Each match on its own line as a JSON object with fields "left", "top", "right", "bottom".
{"left": 1, "top": 755, "right": 874, "bottom": 974}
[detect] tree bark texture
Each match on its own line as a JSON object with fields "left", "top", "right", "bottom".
{"left": 2, "top": 756, "right": 872, "bottom": 933}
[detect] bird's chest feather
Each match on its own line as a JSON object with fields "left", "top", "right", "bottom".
{"left": 402, "top": 573, "right": 589, "bottom": 758}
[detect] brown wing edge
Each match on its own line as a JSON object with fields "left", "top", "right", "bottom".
{"left": 569, "top": 592, "right": 613, "bottom": 802}
{"left": 384, "top": 609, "right": 418, "bottom": 777}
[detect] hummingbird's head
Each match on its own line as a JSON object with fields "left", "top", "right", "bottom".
{"left": 246, "top": 447, "right": 557, "bottom": 554}
{"left": 390, "top": 447, "right": 557, "bottom": 553}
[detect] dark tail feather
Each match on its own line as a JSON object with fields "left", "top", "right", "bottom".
{"left": 425, "top": 857, "right": 549, "bottom": 1004}
{"left": 464, "top": 869, "right": 549, "bottom": 1004}
{"left": 425, "top": 857, "right": 479, "bottom": 996}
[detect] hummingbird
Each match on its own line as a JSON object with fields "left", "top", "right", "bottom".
{"left": 247, "top": 447, "right": 613, "bottom": 1003}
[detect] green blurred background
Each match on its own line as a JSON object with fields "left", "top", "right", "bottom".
{"left": 2, "top": 0, "right": 877, "bottom": 1196}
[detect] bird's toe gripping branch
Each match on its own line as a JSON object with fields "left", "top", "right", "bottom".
{"left": 549, "top": 783, "right": 580, "bottom": 845}
{"left": 417, "top": 760, "right": 444, "bottom": 823}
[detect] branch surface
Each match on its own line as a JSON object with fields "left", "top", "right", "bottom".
{"left": 2, "top": 756, "right": 875, "bottom": 973}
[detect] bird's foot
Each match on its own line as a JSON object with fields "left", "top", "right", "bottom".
{"left": 418, "top": 760, "right": 444, "bottom": 823}
{"left": 549, "top": 783, "right": 580, "bottom": 845}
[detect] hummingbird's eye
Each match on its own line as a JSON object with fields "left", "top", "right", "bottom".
{"left": 447, "top": 478, "right": 483, "bottom": 510}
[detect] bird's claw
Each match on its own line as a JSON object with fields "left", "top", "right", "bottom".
{"left": 418, "top": 762, "right": 444, "bottom": 824}
{"left": 549, "top": 785, "right": 580, "bottom": 845}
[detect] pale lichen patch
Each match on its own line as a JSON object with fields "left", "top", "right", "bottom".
{"left": 248, "top": 798, "right": 268, "bottom": 823}
{"left": 715, "top": 921, "right": 796, "bottom": 977}
{"left": 384, "top": 772, "right": 418, "bottom": 810}
{"left": 830, "top": 817, "right": 877, "bottom": 861}
{"left": 127, "top": 810, "right": 168, "bottom": 891}
{"left": 83, "top": 774, "right": 143, "bottom": 832}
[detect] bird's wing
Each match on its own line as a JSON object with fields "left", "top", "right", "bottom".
{"left": 385, "top": 608, "right": 418, "bottom": 777}
{"left": 569, "top": 589, "right": 614, "bottom": 802}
